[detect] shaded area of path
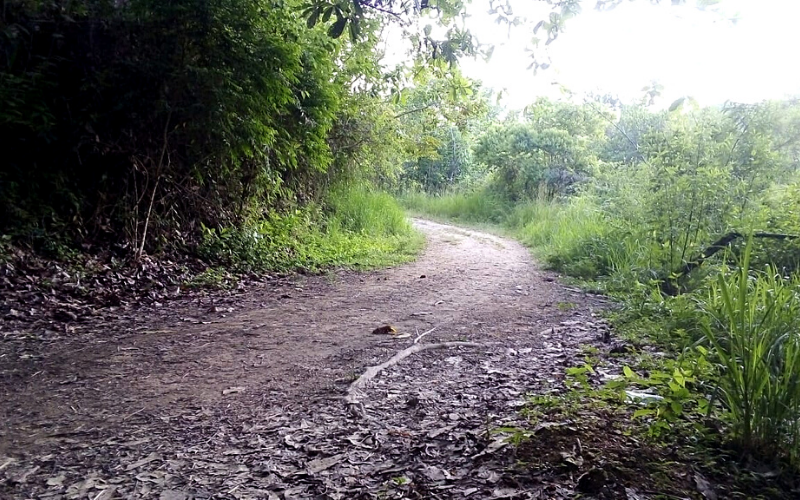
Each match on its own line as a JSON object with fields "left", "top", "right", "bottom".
{"left": 0, "top": 219, "right": 609, "bottom": 499}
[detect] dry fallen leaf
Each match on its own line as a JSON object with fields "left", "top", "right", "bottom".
{"left": 93, "top": 486, "right": 117, "bottom": 500}
{"left": 46, "top": 474, "right": 66, "bottom": 487}
{"left": 306, "top": 453, "right": 345, "bottom": 474}
{"left": 694, "top": 472, "right": 718, "bottom": 500}
{"left": 471, "top": 436, "right": 508, "bottom": 459}
{"left": 0, "top": 457, "right": 16, "bottom": 472}
{"left": 222, "top": 386, "right": 246, "bottom": 395}
{"left": 159, "top": 490, "right": 190, "bottom": 500}
{"left": 126, "top": 452, "right": 161, "bottom": 471}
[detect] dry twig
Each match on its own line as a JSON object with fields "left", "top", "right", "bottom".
{"left": 413, "top": 326, "right": 438, "bottom": 344}
{"left": 345, "top": 341, "right": 481, "bottom": 417}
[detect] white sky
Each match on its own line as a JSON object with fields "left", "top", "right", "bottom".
{"left": 385, "top": 0, "right": 800, "bottom": 110}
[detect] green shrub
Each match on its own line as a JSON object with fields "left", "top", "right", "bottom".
{"left": 399, "top": 189, "right": 511, "bottom": 224}
{"left": 198, "top": 185, "right": 421, "bottom": 273}
{"left": 698, "top": 243, "right": 800, "bottom": 465}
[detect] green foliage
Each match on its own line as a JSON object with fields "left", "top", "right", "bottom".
{"left": 601, "top": 103, "right": 668, "bottom": 164}
{"left": 602, "top": 352, "right": 715, "bottom": 439}
{"left": 756, "top": 180, "right": 800, "bottom": 270}
{"left": 394, "top": 73, "right": 494, "bottom": 193}
{"left": 0, "top": 0, "right": 356, "bottom": 251}
{"left": 698, "top": 243, "right": 800, "bottom": 465}
{"left": 405, "top": 98, "right": 800, "bottom": 289}
{"left": 401, "top": 126, "right": 474, "bottom": 193}
{"left": 198, "top": 186, "right": 422, "bottom": 273}
{"left": 302, "top": 0, "right": 486, "bottom": 71}
{"left": 471, "top": 98, "right": 609, "bottom": 200}
{"left": 526, "top": 100, "right": 800, "bottom": 289}
{"left": 327, "top": 93, "right": 406, "bottom": 187}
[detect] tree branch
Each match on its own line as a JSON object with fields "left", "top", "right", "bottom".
{"left": 583, "top": 97, "right": 653, "bottom": 168}
{"left": 394, "top": 103, "right": 435, "bottom": 120}
{"left": 662, "top": 231, "right": 800, "bottom": 295}
{"left": 345, "top": 341, "right": 481, "bottom": 417}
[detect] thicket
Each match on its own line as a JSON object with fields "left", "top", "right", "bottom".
{"left": 195, "top": 185, "right": 421, "bottom": 272}
{"left": 401, "top": 96, "right": 800, "bottom": 469}
{"left": 0, "top": 0, "right": 421, "bottom": 269}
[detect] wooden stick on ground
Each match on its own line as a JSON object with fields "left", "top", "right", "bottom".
{"left": 413, "top": 326, "right": 438, "bottom": 344}
{"left": 345, "top": 341, "right": 481, "bottom": 417}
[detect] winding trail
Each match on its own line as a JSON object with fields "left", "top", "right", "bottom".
{"left": 0, "top": 219, "right": 608, "bottom": 499}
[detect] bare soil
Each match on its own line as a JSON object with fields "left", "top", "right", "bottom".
{"left": 1, "top": 219, "right": 619, "bottom": 499}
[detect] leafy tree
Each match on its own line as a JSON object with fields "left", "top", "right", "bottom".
{"left": 600, "top": 104, "right": 668, "bottom": 165}
{"left": 402, "top": 125, "right": 473, "bottom": 192}
{"left": 0, "top": 0, "right": 365, "bottom": 253}
{"left": 301, "top": 0, "right": 724, "bottom": 73}
{"left": 474, "top": 98, "right": 606, "bottom": 200}
{"left": 394, "top": 71, "right": 493, "bottom": 192}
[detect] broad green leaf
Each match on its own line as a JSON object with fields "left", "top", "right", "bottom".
{"left": 328, "top": 15, "right": 348, "bottom": 38}
{"left": 623, "top": 365, "right": 636, "bottom": 379}
{"left": 633, "top": 409, "right": 655, "bottom": 419}
{"left": 307, "top": 8, "right": 320, "bottom": 28}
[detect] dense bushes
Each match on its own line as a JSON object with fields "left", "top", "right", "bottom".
{"left": 1, "top": 0, "right": 347, "bottom": 253}
{"left": 197, "top": 185, "right": 421, "bottom": 272}
{"left": 402, "top": 96, "right": 800, "bottom": 467}
{"left": 473, "top": 99, "right": 608, "bottom": 200}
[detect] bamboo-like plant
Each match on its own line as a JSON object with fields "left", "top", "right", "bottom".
{"left": 700, "top": 240, "right": 800, "bottom": 465}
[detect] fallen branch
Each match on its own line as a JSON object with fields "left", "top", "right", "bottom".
{"left": 663, "top": 231, "right": 800, "bottom": 295}
{"left": 393, "top": 103, "right": 435, "bottom": 120}
{"left": 413, "top": 326, "right": 438, "bottom": 344}
{"left": 345, "top": 341, "right": 481, "bottom": 417}
{"left": 121, "top": 407, "right": 146, "bottom": 422}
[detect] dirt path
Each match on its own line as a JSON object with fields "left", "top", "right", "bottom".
{"left": 0, "top": 219, "right": 610, "bottom": 499}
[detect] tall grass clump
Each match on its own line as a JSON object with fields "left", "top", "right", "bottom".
{"left": 198, "top": 185, "right": 421, "bottom": 272}
{"left": 699, "top": 242, "right": 800, "bottom": 466}
{"left": 326, "top": 185, "right": 411, "bottom": 237}
{"left": 510, "top": 197, "right": 615, "bottom": 278}
{"left": 399, "top": 189, "right": 511, "bottom": 224}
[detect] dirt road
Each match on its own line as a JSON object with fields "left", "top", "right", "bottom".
{"left": 0, "top": 219, "right": 609, "bottom": 499}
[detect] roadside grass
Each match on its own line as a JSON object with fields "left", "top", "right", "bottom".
{"left": 400, "top": 189, "right": 511, "bottom": 224}
{"left": 197, "top": 185, "right": 424, "bottom": 276}
{"left": 326, "top": 185, "right": 412, "bottom": 238}
{"left": 698, "top": 248, "right": 800, "bottom": 466}
{"left": 403, "top": 188, "right": 800, "bottom": 496}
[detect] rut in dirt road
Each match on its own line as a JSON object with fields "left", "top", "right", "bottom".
{"left": 1, "top": 219, "right": 610, "bottom": 499}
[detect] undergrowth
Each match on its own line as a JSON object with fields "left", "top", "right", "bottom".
{"left": 403, "top": 188, "right": 800, "bottom": 486}
{"left": 198, "top": 185, "right": 423, "bottom": 273}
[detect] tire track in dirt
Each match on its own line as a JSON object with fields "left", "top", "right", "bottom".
{"left": 1, "top": 219, "right": 610, "bottom": 498}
